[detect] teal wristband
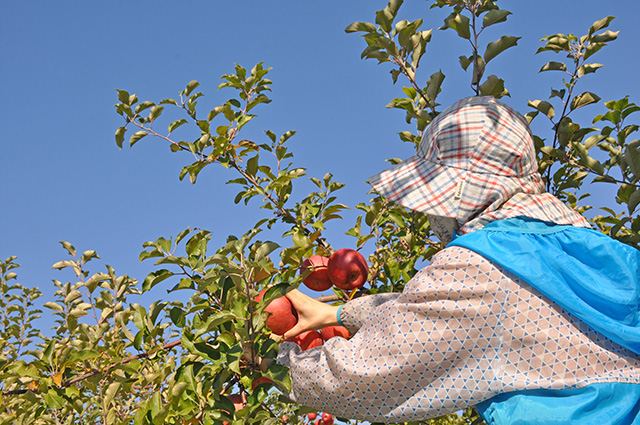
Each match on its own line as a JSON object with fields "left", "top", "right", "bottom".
{"left": 337, "top": 304, "right": 344, "bottom": 327}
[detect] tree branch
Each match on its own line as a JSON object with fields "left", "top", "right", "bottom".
{"left": 2, "top": 340, "right": 182, "bottom": 396}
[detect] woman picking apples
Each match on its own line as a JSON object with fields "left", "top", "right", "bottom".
{"left": 277, "top": 97, "right": 640, "bottom": 424}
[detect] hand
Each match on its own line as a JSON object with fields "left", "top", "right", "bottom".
{"left": 283, "top": 289, "right": 340, "bottom": 340}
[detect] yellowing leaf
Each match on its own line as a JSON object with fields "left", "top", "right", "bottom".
{"left": 52, "top": 370, "right": 64, "bottom": 387}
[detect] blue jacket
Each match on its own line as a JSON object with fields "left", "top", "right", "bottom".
{"left": 450, "top": 217, "right": 640, "bottom": 424}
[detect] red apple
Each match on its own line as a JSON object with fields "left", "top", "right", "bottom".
{"left": 255, "top": 289, "right": 298, "bottom": 335}
{"left": 251, "top": 376, "right": 273, "bottom": 390}
{"left": 320, "top": 325, "right": 351, "bottom": 341}
{"left": 290, "top": 330, "right": 323, "bottom": 351}
{"left": 229, "top": 394, "right": 245, "bottom": 410}
{"left": 300, "top": 255, "right": 332, "bottom": 291}
{"left": 222, "top": 394, "right": 245, "bottom": 424}
{"left": 327, "top": 248, "right": 369, "bottom": 290}
{"left": 322, "top": 413, "right": 334, "bottom": 425}
{"left": 308, "top": 412, "right": 318, "bottom": 420}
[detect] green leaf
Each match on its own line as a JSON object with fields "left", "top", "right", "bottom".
{"left": 396, "top": 19, "right": 420, "bottom": 47}
{"left": 589, "top": 16, "right": 615, "bottom": 35}
{"left": 536, "top": 35, "right": 570, "bottom": 53}
{"left": 194, "top": 311, "right": 236, "bottom": 338}
{"left": 410, "top": 30, "right": 432, "bottom": 68}
{"left": 171, "top": 382, "right": 189, "bottom": 399}
{"left": 132, "top": 304, "right": 147, "bottom": 331}
{"left": 43, "top": 389, "right": 65, "bottom": 409}
{"left": 150, "top": 392, "right": 162, "bottom": 420}
{"left": 583, "top": 134, "right": 606, "bottom": 149}
{"left": 134, "top": 101, "right": 155, "bottom": 114}
{"left": 539, "top": 61, "right": 567, "bottom": 72}
{"left": 246, "top": 155, "right": 259, "bottom": 177}
{"left": 583, "top": 42, "right": 605, "bottom": 60}
{"left": 344, "top": 21, "right": 377, "bottom": 33}
{"left": 81, "top": 250, "right": 99, "bottom": 263}
{"left": 253, "top": 241, "right": 280, "bottom": 261}
{"left": 590, "top": 30, "right": 619, "bottom": 43}
{"left": 550, "top": 89, "right": 566, "bottom": 100}
{"left": 528, "top": 99, "right": 555, "bottom": 119}
{"left": 581, "top": 156, "right": 605, "bottom": 174}
{"left": 170, "top": 307, "right": 186, "bottom": 328}
{"left": 142, "top": 269, "right": 173, "bottom": 292}
{"left": 60, "top": 241, "right": 76, "bottom": 257}
{"left": 570, "top": 92, "right": 601, "bottom": 111}
{"left": 103, "top": 382, "right": 120, "bottom": 407}
{"left": 226, "top": 177, "right": 248, "bottom": 186}
{"left": 168, "top": 118, "right": 188, "bottom": 134}
{"left": 445, "top": 13, "right": 470, "bottom": 39}
{"left": 484, "top": 35, "right": 520, "bottom": 64}
{"left": 43, "top": 302, "right": 64, "bottom": 312}
{"left": 149, "top": 105, "right": 164, "bottom": 121}
{"left": 459, "top": 55, "right": 472, "bottom": 71}
{"left": 482, "top": 9, "right": 511, "bottom": 28}
{"left": 69, "top": 349, "right": 99, "bottom": 363}
{"left": 51, "top": 260, "right": 76, "bottom": 270}
{"left": 628, "top": 190, "right": 640, "bottom": 214}
{"left": 43, "top": 339, "right": 55, "bottom": 367}
{"left": 479, "top": 75, "right": 509, "bottom": 98}
{"left": 129, "top": 131, "right": 149, "bottom": 147}
{"left": 425, "top": 70, "right": 445, "bottom": 102}
{"left": 116, "top": 89, "right": 130, "bottom": 105}
{"left": 576, "top": 63, "right": 604, "bottom": 78}
{"left": 184, "top": 80, "right": 200, "bottom": 97}
{"left": 625, "top": 145, "right": 640, "bottom": 178}
{"left": 375, "top": 0, "right": 403, "bottom": 33}
{"left": 115, "top": 127, "right": 126, "bottom": 149}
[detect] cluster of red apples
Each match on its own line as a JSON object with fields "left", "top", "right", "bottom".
{"left": 256, "top": 248, "right": 367, "bottom": 344}
{"left": 301, "top": 248, "right": 369, "bottom": 292}
{"left": 307, "top": 412, "right": 334, "bottom": 425}
{"left": 235, "top": 250, "right": 364, "bottom": 423}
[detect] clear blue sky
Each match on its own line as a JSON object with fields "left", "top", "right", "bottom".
{"left": 2, "top": 1, "right": 639, "bottom": 310}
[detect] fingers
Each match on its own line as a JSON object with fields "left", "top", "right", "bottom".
{"left": 283, "top": 290, "right": 320, "bottom": 340}
{"left": 282, "top": 323, "right": 305, "bottom": 341}
{"left": 285, "top": 288, "right": 312, "bottom": 309}
{"left": 281, "top": 289, "right": 341, "bottom": 342}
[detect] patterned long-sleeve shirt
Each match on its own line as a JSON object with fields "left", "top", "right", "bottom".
{"left": 277, "top": 245, "right": 640, "bottom": 422}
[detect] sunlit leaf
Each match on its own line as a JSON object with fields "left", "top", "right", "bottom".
{"left": 484, "top": 35, "right": 520, "bottom": 64}
{"left": 482, "top": 9, "right": 511, "bottom": 28}
{"left": 570, "top": 92, "right": 601, "bottom": 111}
{"left": 129, "top": 130, "right": 149, "bottom": 147}
{"left": 539, "top": 61, "right": 567, "bottom": 72}
{"left": 479, "top": 75, "right": 509, "bottom": 98}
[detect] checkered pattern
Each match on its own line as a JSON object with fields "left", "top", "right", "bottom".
{"left": 368, "top": 96, "right": 590, "bottom": 234}
{"left": 278, "top": 246, "right": 640, "bottom": 422}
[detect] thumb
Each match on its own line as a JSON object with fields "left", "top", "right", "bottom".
{"left": 285, "top": 288, "right": 310, "bottom": 310}
{"left": 282, "top": 322, "right": 309, "bottom": 341}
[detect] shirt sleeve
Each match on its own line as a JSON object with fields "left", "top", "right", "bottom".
{"left": 277, "top": 246, "right": 507, "bottom": 422}
{"left": 339, "top": 292, "right": 401, "bottom": 335}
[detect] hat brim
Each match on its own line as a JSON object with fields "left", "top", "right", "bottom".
{"left": 368, "top": 155, "right": 467, "bottom": 218}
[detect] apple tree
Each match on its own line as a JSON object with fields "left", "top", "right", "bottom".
{"left": 1, "top": 1, "right": 638, "bottom": 424}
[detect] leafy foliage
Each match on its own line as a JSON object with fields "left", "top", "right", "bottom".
{"left": 2, "top": 1, "right": 638, "bottom": 424}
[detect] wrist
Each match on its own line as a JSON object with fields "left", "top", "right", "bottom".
{"left": 321, "top": 303, "right": 340, "bottom": 327}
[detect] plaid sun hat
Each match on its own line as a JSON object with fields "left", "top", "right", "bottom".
{"left": 369, "top": 96, "right": 590, "bottom": 233}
